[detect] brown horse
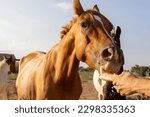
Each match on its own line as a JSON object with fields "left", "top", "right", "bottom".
{"left": 16, "top": 0, "right": 124, "bottom": 100}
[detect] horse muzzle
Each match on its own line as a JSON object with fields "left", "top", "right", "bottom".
{"left": 99, "top": 46, "right": 124, "bottom": 74}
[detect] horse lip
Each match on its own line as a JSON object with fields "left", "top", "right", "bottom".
{"left": 99, "top": 60, "right": 123, "bottom": 74}
{"left": 99, "top": 66, "right": 114, "bottom": 75}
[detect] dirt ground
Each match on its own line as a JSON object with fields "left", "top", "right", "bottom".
{"left": 7, "top": 73, "right": 98, "bottom": 100}
{"left": 7, "top": 72, "right": 148, "bottom": 100}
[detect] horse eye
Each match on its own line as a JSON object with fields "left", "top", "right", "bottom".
{"left": 80, "top": 20, "right": 90, "bottom": 28}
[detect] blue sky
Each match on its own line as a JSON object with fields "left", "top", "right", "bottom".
{"left": 0, "top": 0, "right": 150, "bottom": 70}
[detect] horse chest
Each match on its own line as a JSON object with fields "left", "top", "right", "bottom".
{"left": 47, "top": 86, "right": 82, "bottom": 100}
{"left": 43, "top": 76, "right": 82, "bottom": 100}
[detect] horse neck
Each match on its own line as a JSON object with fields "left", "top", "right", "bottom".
{"left": 48, "top": 32, "right": 80, "bottom": 82}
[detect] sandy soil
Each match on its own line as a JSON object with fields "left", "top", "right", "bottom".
{"left": 7, "top": 73, "right": 148, "bottom": 100}
{"left": 7, "top": 73, "right": 98, "bottom": 100}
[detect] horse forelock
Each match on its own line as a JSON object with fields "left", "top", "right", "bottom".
{"left": 60, "top": 9, "right": 115, "bottom": 41}
{"left": 85, "top": 10, "right": 114, "bottom": 32}
{"left": 85, "top": 10, "right": 116, "bottom": 45}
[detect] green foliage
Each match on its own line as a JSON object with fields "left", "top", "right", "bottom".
{"left": 84, "top": 67, "right": 94, "bottom": 72}
{"left": 79, "top": 66, "right": 94, "bottom": 72}
{"left": 130, "top": 65, "right": 150, "bottom": 77}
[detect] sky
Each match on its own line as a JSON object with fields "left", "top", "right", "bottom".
{"left": 0, "top": 0, "right": 150, "bottom": 70}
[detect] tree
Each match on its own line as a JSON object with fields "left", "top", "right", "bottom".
{"left": 131, "top": 65, "right": 150, "bottom": 77}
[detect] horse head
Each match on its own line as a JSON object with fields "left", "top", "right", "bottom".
{"left": 4, "top": 55, "right": 19, "bottom": 73}
{"left": 72, "top": 0, "right": 124, "bottom": 73}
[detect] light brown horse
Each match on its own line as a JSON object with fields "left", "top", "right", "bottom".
{"left": 0, "top": 53, "right": 19, "bottom": 74}
{"left": 16, "top": 0, "right": 124, "bottom": 100}
{"left": 0, "top": 57, "right": 9, "bottom": 99}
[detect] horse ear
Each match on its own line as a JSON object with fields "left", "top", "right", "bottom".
{"left": 114, "top": 26, "right": 121, "bottom": 48}
{"left": 1, "top": 56, "right": 8, "bottom": 63}
{"left": 116, "top": 26, "right": 121, "bottom": 39}
{"left": 73, "top": 0, "right": 84, "bottom": 16}
{"left": 93, "top": 4, "right": 100, "bottom": 13}
{"left": 5, "top": 55, "right": 12, "bottom": 65}
{"left": 5, "top": 55, "right": 11, "bottom": 60}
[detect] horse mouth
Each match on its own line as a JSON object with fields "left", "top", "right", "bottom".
{"left": 99, "top": 61, "right": 122, "bottom": 75}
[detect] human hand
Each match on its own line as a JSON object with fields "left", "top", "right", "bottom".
{"left": 100, "top": 72, "right": 138, "bottom": 96}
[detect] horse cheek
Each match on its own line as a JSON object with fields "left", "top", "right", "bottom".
{"left": 75, "top": 40, "right": 87, "bottom": 61}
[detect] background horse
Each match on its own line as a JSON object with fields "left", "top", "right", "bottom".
{"left": 0, "top": 57, "right": 9, "bottom": 99}
{"left": 0, "top": 53, "right": 19, "bottom": 74}
{"left": 16, "top": 0, "right": 124, "bottom": 100}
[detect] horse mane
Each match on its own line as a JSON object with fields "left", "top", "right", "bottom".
{"left": 60, "top": 18, "right": 77, "bottom": 40}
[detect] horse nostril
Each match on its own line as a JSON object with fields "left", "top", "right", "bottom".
{"left": 101, "top": 47, "right": 114, "bottom": 61}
